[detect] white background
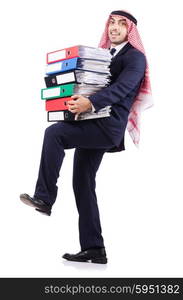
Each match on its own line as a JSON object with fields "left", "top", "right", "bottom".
{"left": 0, "top": 0, "right": 183, "bottom": 277}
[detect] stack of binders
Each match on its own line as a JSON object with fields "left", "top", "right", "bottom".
{"left": 41, "top": 45, "right": 112, "bottom": 121}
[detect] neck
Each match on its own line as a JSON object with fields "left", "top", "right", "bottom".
{"left": 111, "top": 40, "right": 127, "bottom": 48}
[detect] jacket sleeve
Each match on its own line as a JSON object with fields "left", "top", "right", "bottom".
{"left": 88, "top": 51, "right": 146, "bottom": 112}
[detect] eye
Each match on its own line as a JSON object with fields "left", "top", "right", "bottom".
{"left": 118, "top": 19, "right": 126, "bottom": 26}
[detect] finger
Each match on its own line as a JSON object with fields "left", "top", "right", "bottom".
{"left": 67, "top": 100, "right": 76, "bottom": 105}
{"left": 68, "top": 105, "right": 79, "bottom": 112}
{"left": 68, "top": 108, "right": 79, "bottom": 113}
{"left": 71, "top": 94, "right": 80, "bottom": 100}
{"left": 68, "top": 105, "right": 78, "bottom": 111}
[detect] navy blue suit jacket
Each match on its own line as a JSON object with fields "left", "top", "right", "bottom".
{"left": 89, "top": 43, "right": 146, "bottom": 152}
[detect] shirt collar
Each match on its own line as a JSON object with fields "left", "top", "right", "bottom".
{"left": 110, "top": 41, "right": 128, "bottom": 57}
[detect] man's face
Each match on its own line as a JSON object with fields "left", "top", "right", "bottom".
{"left": 108, "top": 15, "right": 128, "bottom": 46}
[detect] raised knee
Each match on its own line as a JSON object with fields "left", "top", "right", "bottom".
{"left": 44, "top": 123, "right": 59, "bottom": 138}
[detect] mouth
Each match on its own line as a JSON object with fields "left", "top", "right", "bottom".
{"left": 110, "top": 32, "right": 120, "bottom": 37}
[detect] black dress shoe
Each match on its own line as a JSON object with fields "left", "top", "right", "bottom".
{"left": 62, "top": 248, "right": 107, "bottom": 264}
{"left": 19, "top": 193, "right": 52, "bottom": 216}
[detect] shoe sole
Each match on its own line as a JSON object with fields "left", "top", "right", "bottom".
{"left": 20, "top": 196, "right": 51, "bottom": 216}
{"left": 35, "top": 208, "right": 51, "bottom": 216}
{"left": 20, "top": 196, "right": 37, "bottom": 208}
{"left": 63, "top": 257, "right": 107, "bottom": 264}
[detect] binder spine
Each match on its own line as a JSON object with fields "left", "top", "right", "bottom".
{"left": 41, "top": 84, "right": 75, "bottom": 100}
{"left": 47, "top": 46, "right": 79, "bottom": 64}
{"left": 46, "top": 58, "right": 78, "bottom": 75}
{"left": 48, "top": 110, "right": 75, "bottom": 122}
{"left": 44, "top": 71, "right": 77, "bottom": 87}
{"left": 60, "top": 58, "right": 78, "bottom": 72}
{"left": 45, "top": 97, "right": 72, "bottom": 111}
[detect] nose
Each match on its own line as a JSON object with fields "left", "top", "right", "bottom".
{"left": 110, "top": 23, "right": 119, "bottom": 31}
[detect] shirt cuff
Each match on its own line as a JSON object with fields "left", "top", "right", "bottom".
{"left": 91, "top": 103, "right": 96, "bottom": 113}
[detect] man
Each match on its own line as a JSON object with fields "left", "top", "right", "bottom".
{"left": 20, "top": 10, "right": 152, "bottom": 264}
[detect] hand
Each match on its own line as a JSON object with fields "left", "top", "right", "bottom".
{"left": 67, "top": 95, "right": 92, "bottom": 114}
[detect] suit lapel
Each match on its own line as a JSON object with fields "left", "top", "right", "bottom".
{"left": 111, "top": 42, "right": 133, "bottom": 63}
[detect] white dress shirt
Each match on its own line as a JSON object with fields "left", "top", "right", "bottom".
{"left": 110, "top": 41, "right": 128, "bottom": 57}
